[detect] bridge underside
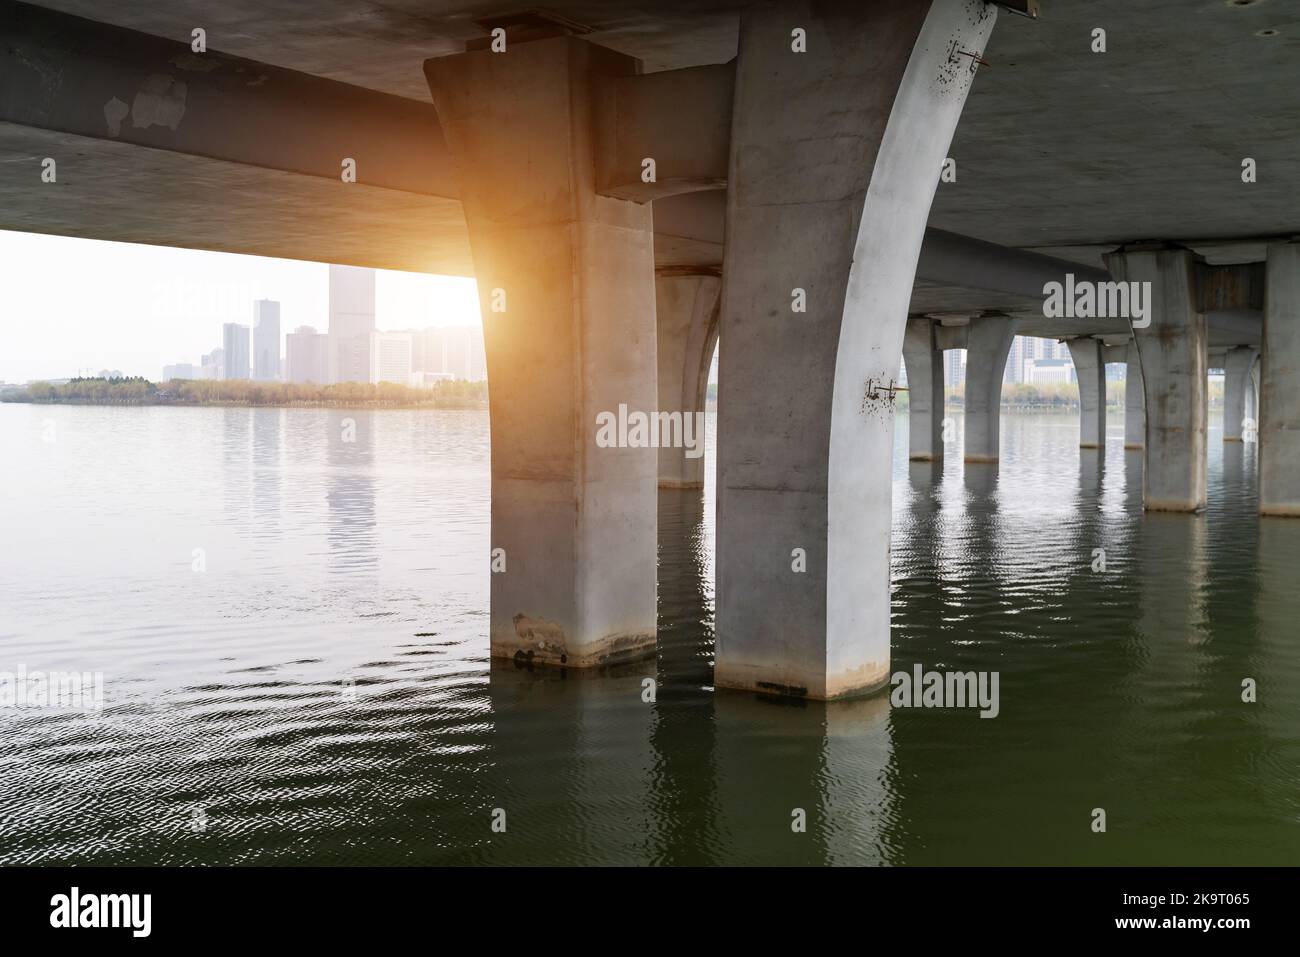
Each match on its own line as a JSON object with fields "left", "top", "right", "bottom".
{"left": 5, "top": 0, "right": 1300, "bottom": 697}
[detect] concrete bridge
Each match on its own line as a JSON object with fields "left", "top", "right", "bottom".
{"left": 3, "top": 0, "right": 1296, "bottom": 699}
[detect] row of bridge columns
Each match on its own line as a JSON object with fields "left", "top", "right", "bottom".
{"left": 901, "top": 245, "right": 1299, "bottom": 519}
{"left": 424, "top": 0, "right": 1300, "bottom": 700}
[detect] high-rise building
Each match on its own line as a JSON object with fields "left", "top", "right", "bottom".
{"left": 199, "top": 348, "right": 223, "bottom": 380}
{"left": 162, "top": 362, "right": 196, "bottom": 380}
{"left": 222, "top": 323, "right": 250, "bottom": 380}
{"left": 416, "top": 326, "right": 487, "bottom": 381}
{"left": 370, "top": 331, "right": 413, "bottom": 385}
{"left": 328, "top": 265, "right": 376, "bottom": 383}
{"left": 253, "top": 299, "right": 281, "bottom": 381}
{"left": 945, "top": 348, "right": 966, "bottom": 390}
{"left": 285, "top": 326, "right": 329, "bottom": 383}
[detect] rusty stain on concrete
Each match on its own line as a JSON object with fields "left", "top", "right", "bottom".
{"left": 512, "top": 612, "right": 567, "bottom": 657}
{"left": 859, "top": 376, "right": 899, "bottom": 420}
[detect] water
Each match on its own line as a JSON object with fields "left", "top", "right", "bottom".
{"left": 1, "top": 403, "right": 1297, "bottom": 865}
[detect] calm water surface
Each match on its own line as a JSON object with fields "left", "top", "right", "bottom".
{"left": 1, "top": 403, "right": 1297, "bottom": 865}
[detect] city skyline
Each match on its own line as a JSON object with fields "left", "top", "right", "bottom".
{"left": 0, "top": 229, "right": 481, "bottom": 384}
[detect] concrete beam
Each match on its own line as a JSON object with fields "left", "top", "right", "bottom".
{"left": 1195, "top": 261, "right": 1265, "bottom": 314}
{"left": 1, "top": 0, "right": 457, "bottom": 197}
{"left": 916, "top": 228, "right": 1110, "bottom": 297}
{"left": 595, "top": 64, "right": 733, "bottom": 201}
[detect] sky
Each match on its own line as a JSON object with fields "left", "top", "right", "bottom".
{"left": 0, "top": 229, "right": 481, "bottom": 383}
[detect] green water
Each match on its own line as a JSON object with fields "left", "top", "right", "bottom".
{"left": 0, "top": 404, "right": 1296, "bottom": 864}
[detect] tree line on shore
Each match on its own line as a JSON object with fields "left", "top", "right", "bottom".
{"left": 4, "top": 376, "right": 489, "bottom": 408}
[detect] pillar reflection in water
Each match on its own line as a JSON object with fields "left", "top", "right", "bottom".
{"left": 325, "top": 409, "right": 377, "bottom": 575}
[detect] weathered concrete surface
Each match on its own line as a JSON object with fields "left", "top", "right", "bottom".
{"left": 1125, "top": 345, "right": 1146, "bottom": 450}
{"left": 1223, "top": 346, "right": 1258, "bottom": 442}
{"left": 656, "top": 269, "right": 720, "bottom": 489}
{"left": 595, "top": 65, "right": 733, "bottom": 201}
{"left": 425, "top": 38, "right": 658, "bottom": 666}
{"left": 902, "top": 318, "right": 944, "bottom": 462}
{"left": 0, "top": 120, "right": 474, "bottom": 274}
{"left": 1260, "top": 243, "right": 1300, "bottom": 517}
{"left": 1066, "top": 337, "right": 1106, "bottom": 449}
{"left": 714, "top": 0, "right": 997, "bottom": 700}
{"left": 963, "top": 315, "right": 1017, "bottom": 462}
{"left": 1107, "top": 248, "right": 1207, "bottom": 512}
{"left": 1248, "top": 352, "right": 1260, "bottom": 428}
{"left": 0, "top": 1, "right": 459, "bottom": 196}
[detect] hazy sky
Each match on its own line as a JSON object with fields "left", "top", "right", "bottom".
{"left": 0, "top": 229, "right": 481, "bottom": 383}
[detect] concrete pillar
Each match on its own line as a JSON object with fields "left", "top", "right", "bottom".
{"left": 1105, "top": 248, "right": 1207, "bottom": 512}
{"left": 902, "top": 318, "right": 944, "bottom": 461}
{"left": 425, "top": 38, "right": 658, "bottom": 666}
{"left": 1223, "top": 346, "right": 1257, "bottom": 442}
{"left": 656, "top": 269, "right": 721, "bottom": 489}
{"left": 1260, "top": 242, "right": 1300, "bottom": 515}
{"left": 1247, "top": 352, "right": 1260, "bottom": 428}
{"left": 714, "top": 0, "right": 998, "bottom": 700}
{"left": 1124, "top": 345, "right": 1145, "bottom": 449}
{"left": 1066, "top": 337, "right": 1106, "bottom": 448}
{"left": 963, "top": 315, "right": 1016, "bottom": 462}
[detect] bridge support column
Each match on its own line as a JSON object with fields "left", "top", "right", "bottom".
{"left": 656, "top": 270, "right": 721, "bottom": 489}
{"left": 1248, "top": 353, "right": 1261, "bottom": 429}
{"left": 1067, "top": 337, "right": 1106, "bottom": 448}
{"left": 1261, "top": 242, "right": 1300, "bottom": 516}
{"left": 1125, "top": 345, "right": 1145, "bottom": 449}
{"left": 713, "top": 0, "right": 997, "bottom": 700}
{"left": 425, "top": 38, "right": 658, "bottom": 666}
{"left": 1223, "top": 346, "right": 1257, "bottom": 442}
{"left": 963, "top": 315, "right": 1016, "bottom": 462}
{"left": 1106, "top": 248, "right": 1207, "bottom": 512}
{"left": 902, "top": 318, "right": 944, "bottom": 461}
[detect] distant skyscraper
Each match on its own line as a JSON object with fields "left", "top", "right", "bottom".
{"left": 222, "top": 323, "right": 250, "bottom": 380}
{"left": 328, "top": 265, "right": 376, "bottom": 383}
{"left": 253, "top": 299, "right": 281, "bottom": 381}
{"left": 162, "top": 362, "right": 196, "bottom": 380}
{"left": 408, "top": 326, "right": 487, "bottom": 382}
{"left": 285, "top": 325, "right": 329, "bottom": 383}
{"left": 370, "top": 331, "right": 413, "bottom": 385}
{"left": 200, "top": 348, "right": 224, "bottom": 380}
{"left": 945, "top": 348, "right": 966, "bottom": 390}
